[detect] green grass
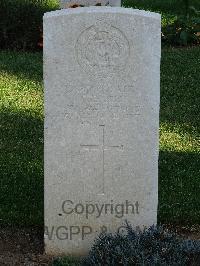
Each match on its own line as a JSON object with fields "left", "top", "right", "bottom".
{"left": 159, "top": 48, "right": 200, "bottom": 224}
{"left": 0, "top": 48, "right": 199, "bottom": 226}
{"left": 0, "top": 51, "right": 43, "bottom": 225}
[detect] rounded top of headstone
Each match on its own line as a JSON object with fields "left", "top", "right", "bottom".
{"left": 44, "top": 6, "right": 161, "bottom": 21}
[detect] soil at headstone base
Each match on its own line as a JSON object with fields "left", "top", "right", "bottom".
{"left": 0, "top": 226, "right": 199, "bottom": 265}
{"left": 0, "top": 226, "right": 52, "bottom": 266}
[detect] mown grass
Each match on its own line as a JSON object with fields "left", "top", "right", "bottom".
{"left": 159, "top": 48, "right": 200, "bottom": 224}
{"left": 0, "top": 51, "right": 43, "bottom": 225}
{"left": 0, "top": 47, "right": 199, "bottom": 226}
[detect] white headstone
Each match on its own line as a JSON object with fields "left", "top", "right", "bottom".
{"left": 60, "top": 0, "right": 121, "bottom": 8}
{"left": 44, "top": 7, "right": 161, "bottom": 255}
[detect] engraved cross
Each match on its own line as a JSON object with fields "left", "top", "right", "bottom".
{"left": 80, "top": 125, "right": 123, "bottom": 194}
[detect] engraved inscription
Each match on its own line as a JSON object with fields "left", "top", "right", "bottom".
{"left": 64, "top": 84, "right": 143, "bottom": 121}
{"left": 80, "top": 125, "right": 123, "bottom": 194}
{"left": 65, "top": 101, "right": 142, "bottom": 120}
{"left": 76, "top": 22, "right": 130, "bottom": 73}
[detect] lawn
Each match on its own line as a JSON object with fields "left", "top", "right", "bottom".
{"left": 0, "top": 47, "right": 199, "bottom": 226}
{"left": 159, "top": 48, "right": 200, "bottom": 224}
{"left": 0, "top": 52, "right": 43, "bottom": 225}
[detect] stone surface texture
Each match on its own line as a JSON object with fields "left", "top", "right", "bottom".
{"left": 44, "top": 7, "right": 161, "bottom": 255}
{"left": 60, "top": 0, "right": 121, "bottom": 8}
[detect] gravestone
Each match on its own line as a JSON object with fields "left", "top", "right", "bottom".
{"left": 44, "top": 7, "right": 161, "bottom": 255}
{"left": 60, "top": 0, "right": 121, "bottom": 8}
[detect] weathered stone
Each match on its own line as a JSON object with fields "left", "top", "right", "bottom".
{"left": 60, "top": 0, "right": 121, "bottom": 8}
{"left": 44, "top": 7, "right": 161, "bottom": 255}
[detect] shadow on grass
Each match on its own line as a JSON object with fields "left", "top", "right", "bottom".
{"left": 0, "top": 47, "right": 199, "bottom": 226}
{"left": 158, "top": 150, "right": 200, "bottom": 225}
{"left": 0, "top": 109, "right": 199, "bottom": 226}
{"left": 0, "top": 51, "right": 43, "bottom": 84}
{"left": 160, "top": 47, "right": 200, "bottom": 135}
{"left": 0, "top": 110, "right": 43, "bottom": 226}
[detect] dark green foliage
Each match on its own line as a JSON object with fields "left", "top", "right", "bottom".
{"left": 82, "top": 224, "right": 200, "bottom": 266}
{"left": 162, "top": 16, "right": 200, "bottom": 46}
{"left": 162, "top": 3, "right": 200, "bottom": 46}
{"left": 1, "top": 0, "right": 200, "bottom": 49}
{"left": 123, "top": 0, "right": 200, "bottom": 15}
{"left": 123, "top": 0, "right": 200, "bottom": 47}
{"left": 0, "top": 0, "right": 58, "bottom": 50}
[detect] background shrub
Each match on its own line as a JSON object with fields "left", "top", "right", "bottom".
{"left": 124, "top": 0, "right": 200, "bottom": 47}
{"left": 82, "top": 224, "right": 200, "bottom": 266}
{"left": 0, "top": 0, "right": 58, "bottom": 50}
{"left": 0, "top": 0, "right": 200, "bottom": 50}
{"left": 162, "top": 16, "right": 200, "bottom": 46}
{"left": 123, "top": 0, "right": 200, "bottom": 15}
